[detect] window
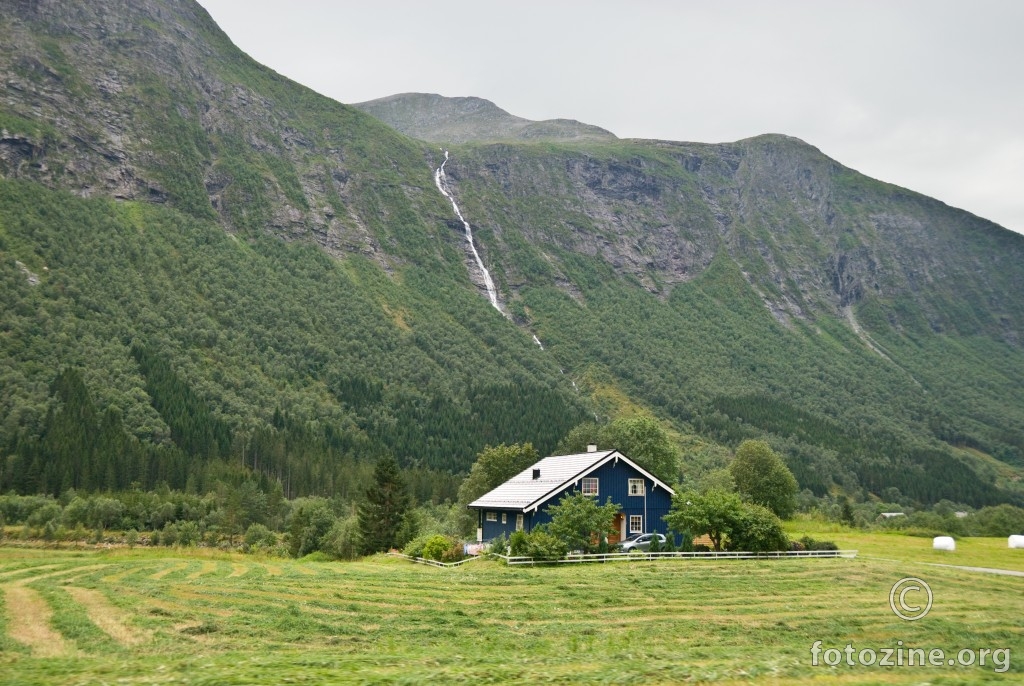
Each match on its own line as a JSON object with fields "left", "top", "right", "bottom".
{"left": 581, "top": 477, "right": 599, "bottom": 496}
{"left": 628, "top": 479, "right": 645, "bottom": 496}
{"left": 516, "top": 514, "right": 524, "bottom": 531}
{"left": 629, "top": 515, "right": 643, "bottom": 534}
{"left": 486, "top": 512, "right": 497, "bottom": 522}
{"left": 501, "top": 513, "right": 507, "bottom": 524}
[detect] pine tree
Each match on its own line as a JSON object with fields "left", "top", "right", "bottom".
{"left": 357, "top": 456, "right": 410, "bottom": 554}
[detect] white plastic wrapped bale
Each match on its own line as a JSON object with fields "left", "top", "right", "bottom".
{"left": 1009, "top": 535, "right": 1024, "bottom": 549}
{"left": 933, "top": 536, "right": 956, "bottom": 551}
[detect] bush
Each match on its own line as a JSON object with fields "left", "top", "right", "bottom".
{"left": 27, "top": 502, "right": 62, "bottom": 531}
{"left": 440, "top": 539, "right": 465, "bottom": 563}
{"left": 402, "top": 534, "right": 432, "bottom": 559}
{"left": 161, "top": 522, "right": 178, "bottom": 546}
{"left": 523, "top": 530, "right": 568, "bottom": 561}
{"left": 486, "top": 532, "right": 508, "bottom": 555}
{"left": 694, "top": 544, "right": 711, "bottom": 553}
{"left": 421, "top": 534, "right": 452, "bottom": 561}
{"left": 243, "top": 523, "right": 277, "bottom": 552}
{"left": 798, "top": 536, "right": 838, "bottom": 551}
{"left": 971, "top": 505, "right": 1024, "bottom": 537}
{"left": 322, "top": 516, "right": 361, "bottom": 560}
{"left": 648, "top": 535, "right": 662, "bottom": 553}
{"left": 509, "top": 530, "right": 529, "bottom": 556}
{"left": 177, "top": 521, "right": 200, "bottom": 547}
{"left": 125, "top": 529, "right": 139, "bottom": 548}
{"left": 288, "top": 498, "right": 337, "bottom": 558}
{"left": 727, "top": 504, "right": 789, "bottom": 553}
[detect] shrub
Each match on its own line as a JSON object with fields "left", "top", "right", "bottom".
{"left": 524, "top": 530, "right": 568, "bottom": 561}
{"left": 177, "top": 521, "right": 200, "bottom": 547}
{"left": 161, "top": 522, "right": 178, "bottom": 546}
{"left": 288, "top": 498, "right": 337, "bottom": 558}
{"left": 486, "top": 532, "right": 508, "bottom": 555}
{"left": 694, "top": 544, "right": 711, "bottom": 552}
{"left": 402, "top": 534, "right": 432, "bottom": 559}
{"left": 421, "top": 534, "right": 451, "bottom": 561}
{"left": 440, "top": 539, "right": 465, "bottom": 563}
{"left": 971, "top": 505, "right": 1024, "bottom": 537}
{"left": 648, "top": 535, "right": 662, "bottom": 553}
{"left": 509, "top": 529, "right": 529, "bottom": 556}
{"left": 125, "top": 529, "right": 139, "bottom": 548}
{"left": 27, "top": 502, "right": 62, "bottom": 531}
{"left": 727, "top": 504, "right": 789, "bottom": 552}
{"left": 323, "top": 516, "right": 361, "bottom": 561}
{"left": 798, "top": 536, "right": 838, "bottom": 551}
{"left": 243, "top": 523, "right": 277, "bottom": 552}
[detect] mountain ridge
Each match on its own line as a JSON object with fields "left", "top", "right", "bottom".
{"left": 351, "top": 92, "right": 617, "bottom": 144}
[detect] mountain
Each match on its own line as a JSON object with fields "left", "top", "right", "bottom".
{"left": 1, "top": 0, "right": 1022, "bottom": 507}
{"left": 351, "top": 93, "right": 616, "bottom": 144}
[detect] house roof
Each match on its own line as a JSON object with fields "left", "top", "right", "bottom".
{"left": 468, "top": 449, "right": 675, "bottom": 513}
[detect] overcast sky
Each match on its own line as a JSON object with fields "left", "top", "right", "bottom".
{"left": 198, "top": 0, "right": 1023, "bottom": 235}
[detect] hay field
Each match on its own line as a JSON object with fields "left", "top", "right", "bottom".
{"left": 0, "top": 539, "right": 1021, "bottom": 684}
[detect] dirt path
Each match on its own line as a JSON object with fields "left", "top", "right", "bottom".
{"left": 3, "top": 585, "right": 75, "bottom": 657}
{"left": 64, "top": 586, "right": 150, "bottom": 646}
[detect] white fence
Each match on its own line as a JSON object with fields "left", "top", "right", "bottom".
{"left": 387, "top": 552, "right": 483, "bottom": 568}
{"left": 496, "top": 549, "right": 858, "bottom": 566}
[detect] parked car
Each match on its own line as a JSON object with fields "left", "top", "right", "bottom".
{"left": 617, "top": 533, "right": 666, "bottom": 552}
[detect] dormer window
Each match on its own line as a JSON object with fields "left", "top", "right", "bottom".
{"left": 581, "top": 477, "right": 599, "bottom": 496}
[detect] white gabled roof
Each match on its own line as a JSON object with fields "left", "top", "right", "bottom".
{"left": 468, "top": 449, "right": 675, "bottom": 513}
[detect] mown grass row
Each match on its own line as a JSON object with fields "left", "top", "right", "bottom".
{"left": 0, "top": 544, "right": 1021, "bottom": 684}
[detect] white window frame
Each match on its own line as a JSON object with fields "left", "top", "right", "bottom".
{"left": 486, "top": 512, "right": 497, "bottom": 522}
{"left": 581, "top": 477, "right": 599, "bottom": 496}
{"left": 628, "top": 478, "right": 645, "bottom": 496}
{"left": 629, "top": 515, "right": 643, "bottom": 534}
{"left": 516, "top": 514, "right": 524, "bottom": 531}
{"left": 501, "top": 513, "right": 507, "bottom": 524}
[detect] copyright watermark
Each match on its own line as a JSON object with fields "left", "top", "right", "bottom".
{"left": 810, "top": 641, "right": 1011, "bottom": 673}
{"left": 889, "top": 577, "right": 933, "bottom": 620}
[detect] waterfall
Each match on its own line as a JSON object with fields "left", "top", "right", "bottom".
{"left": 532, "top": 335, "right": 544, "bottom": 350}
{"left": 434, "top": 151, "right": 501, "bottom": 312}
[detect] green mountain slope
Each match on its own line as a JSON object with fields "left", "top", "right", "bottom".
{"left": 1, "top": 0, "right": 1022, "bottom": 506}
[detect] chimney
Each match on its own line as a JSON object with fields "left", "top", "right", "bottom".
{"left": 587, "top": 444, "right": 598, "bottom": 453}
{"left": 532, "top": 468, "right": 541, "bottom": 480}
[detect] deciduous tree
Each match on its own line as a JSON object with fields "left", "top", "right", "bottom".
{"left": 457, "top": 443, "right": 539, "bottom": 505}
{"left": 545, "top": 492, "right": 620, "bottom": 554}
{"left": 729, "top": 440, "right": 798, "bottom": 519}
{"left": 664, "top": 488, "right": 743, "bottom": 552}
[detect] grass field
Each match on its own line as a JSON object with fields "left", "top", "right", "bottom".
{"left": 0, "top": 533, "right": 1022, "bottom": 684}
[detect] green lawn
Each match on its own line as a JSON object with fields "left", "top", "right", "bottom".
{"left": 0, "top": 535, "right": 1021, "bottom": 684}
{"left": 786, "top": 520, "right": 1024, "bottom": 572}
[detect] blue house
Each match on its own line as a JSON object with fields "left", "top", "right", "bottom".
{"left": 468, "top": 446, "right": 675, "bottom": 543}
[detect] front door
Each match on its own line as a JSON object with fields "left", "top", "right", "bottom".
{"left": 608, "top": 513, "right": 625, "bottom": 544}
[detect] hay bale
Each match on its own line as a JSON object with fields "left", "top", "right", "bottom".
{"left": 1009, "top": 535, "right": 1024, "bottom": 549}
{"left": 932, "top": 536, "right": 956, "bottom": 551}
